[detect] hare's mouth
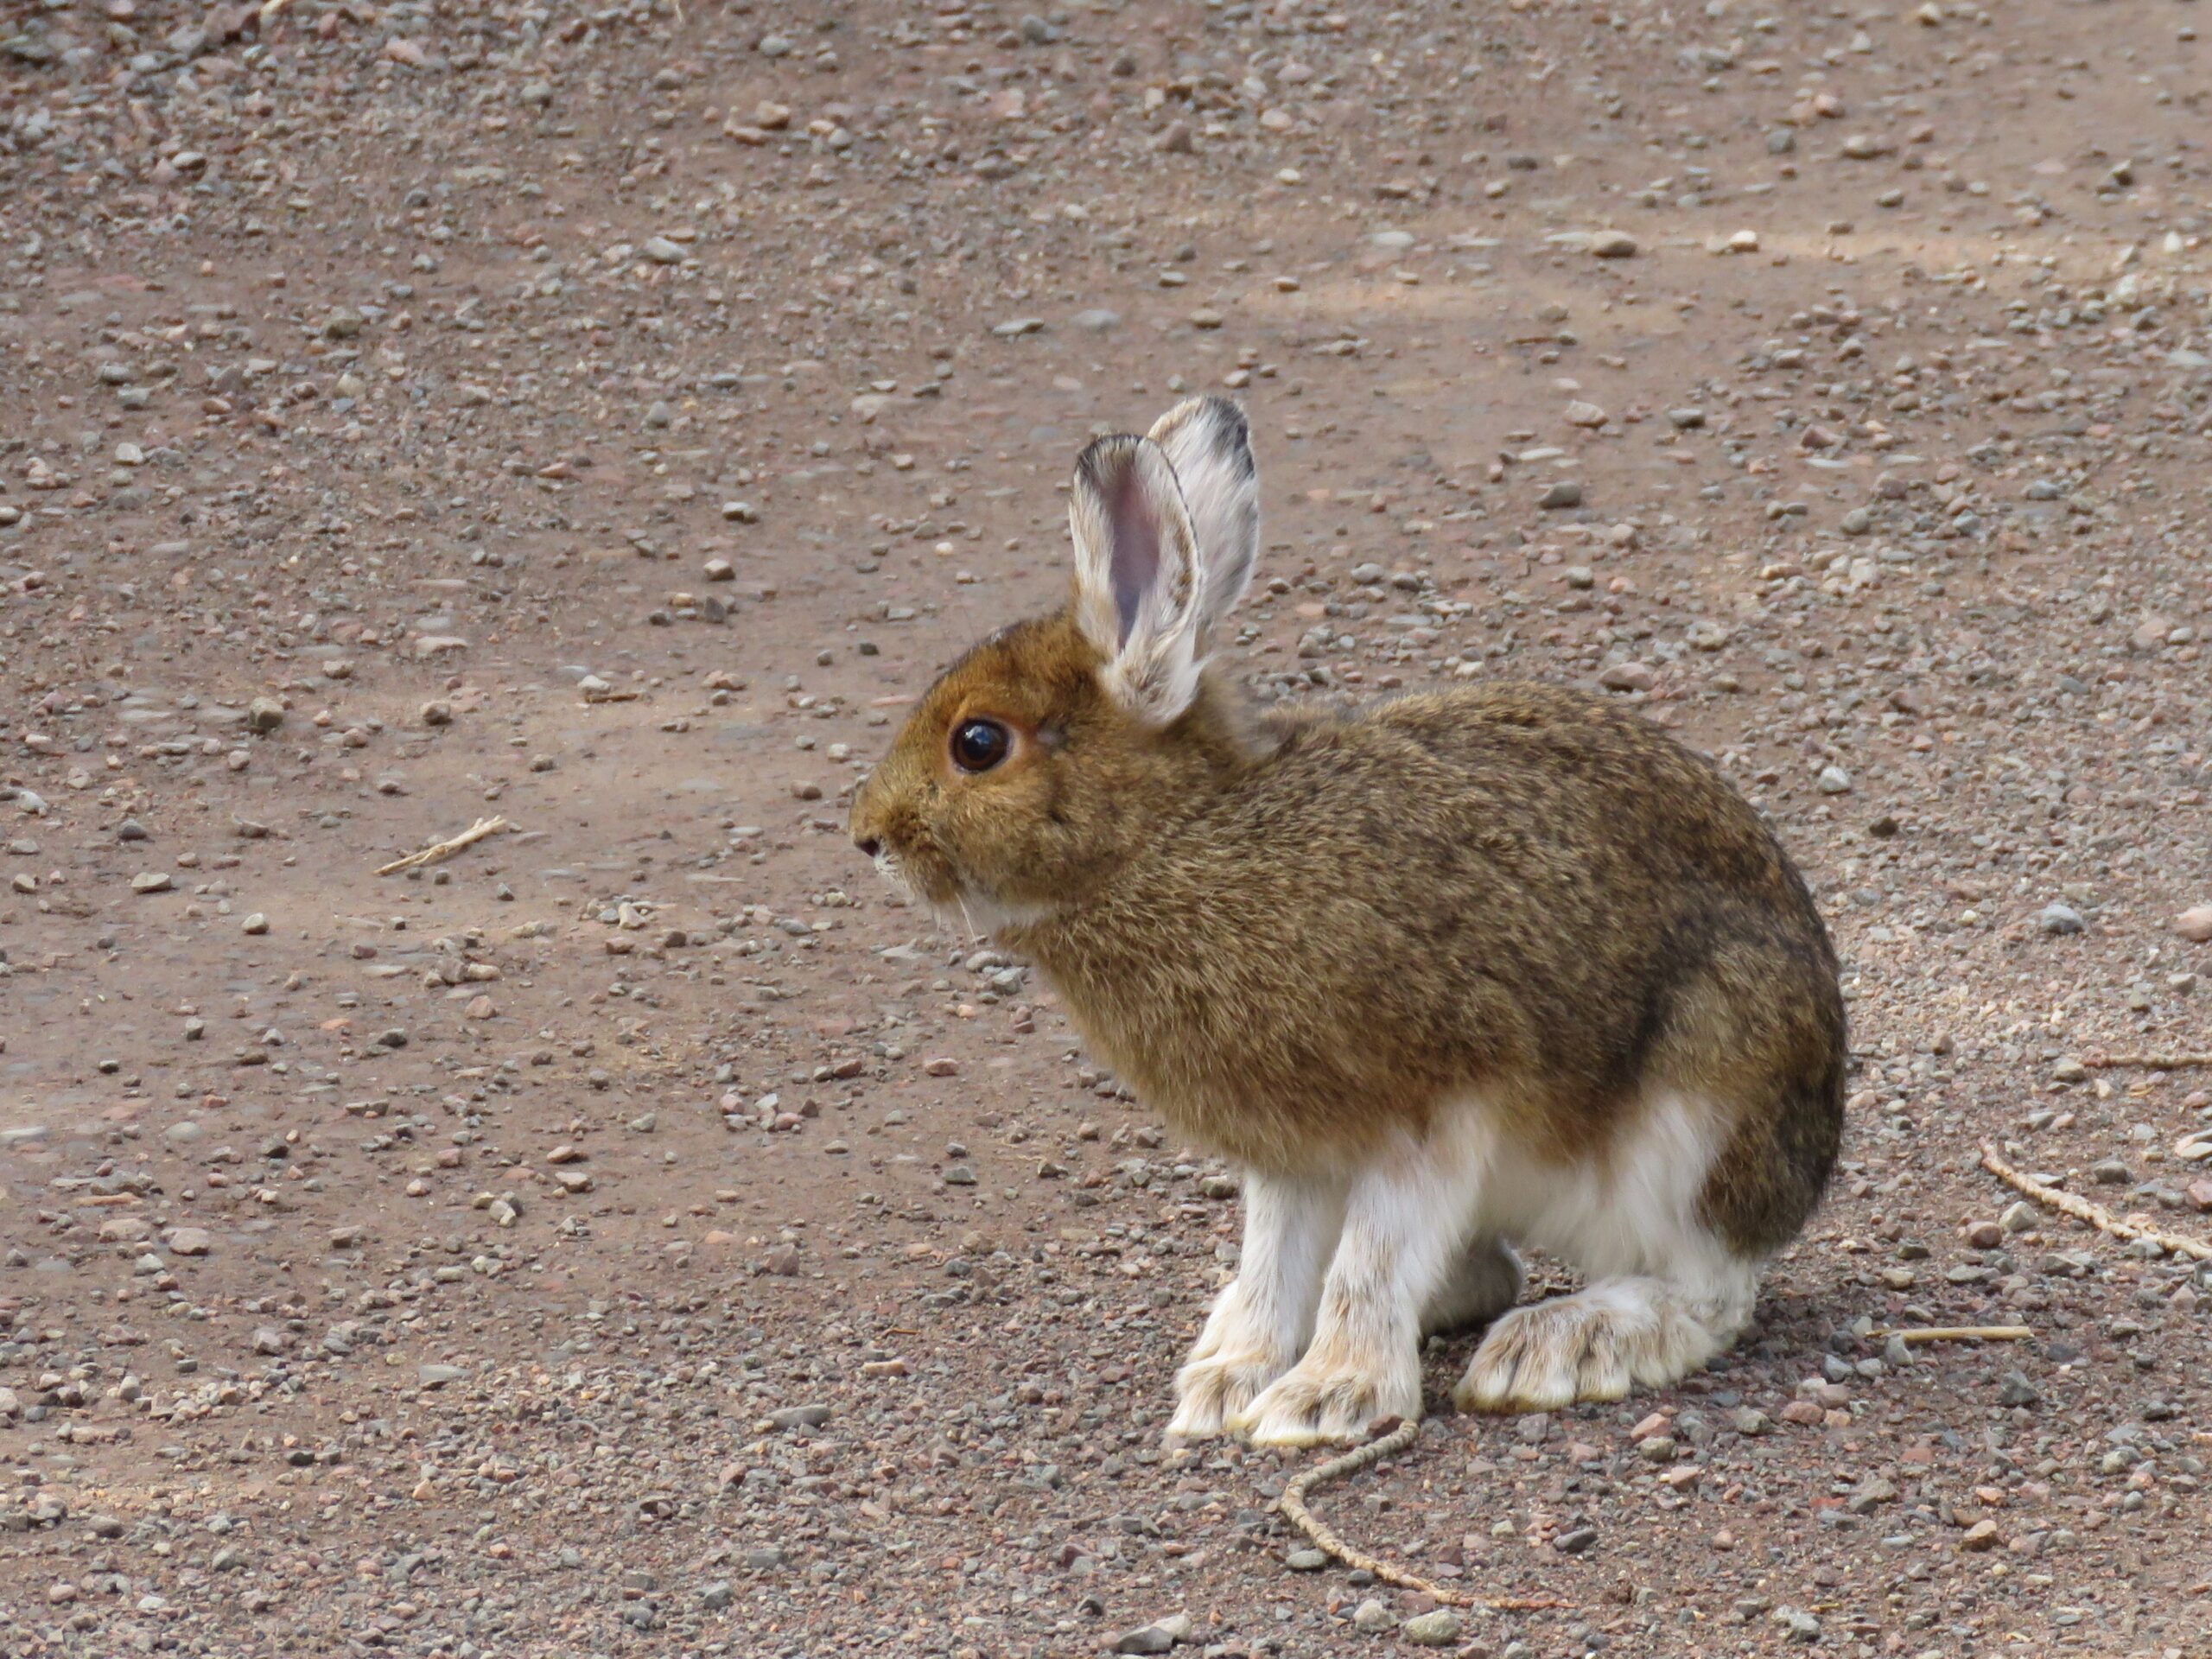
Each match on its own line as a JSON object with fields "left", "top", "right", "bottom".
{"left": 868, "top": 834, "right": 1055, "bottom": 941}
{"left": 868, "top": 845, "right": 924, "bottom": 906}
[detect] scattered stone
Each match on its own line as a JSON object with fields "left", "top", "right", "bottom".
{"left": 766, "top": 1404, "right": 832, "bottom": 1431}
{"left": 1111, "top": 1616, "right": 1187, "bottom": 1654}
{"left": 1351, "top": 1598, "right": 1396, "bottom": 1632}
{"left": 1772, "top": 1606, "right": 1821, "bottom": 1642}
{"left": 1846, "top": 1477, "right": 1897, "bottom": 1513}
{"left": 1403, "top": 1608, "right": 1464, "bottom": 1646}
{"left": 2131, "top": 613, "right": 2177, "bottom": 652}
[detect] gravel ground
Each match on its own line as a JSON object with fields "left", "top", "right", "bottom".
{"left": 3, "top": 2, "right": 2210, "bottom": 1656}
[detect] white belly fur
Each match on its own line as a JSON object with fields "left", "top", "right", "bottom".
{"left": 1440, "top": 1090, "right": 1751, "bottom": 1279}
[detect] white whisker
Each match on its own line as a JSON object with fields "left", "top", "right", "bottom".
{"left": 868, "top": 848, "right": 1051, "bottom": 943}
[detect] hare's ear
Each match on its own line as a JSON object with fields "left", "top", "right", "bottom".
{"left": 1147, "top": 395, "right": 1259, "bottom": 644}
{"left": 1069, "top": 434, "right": 1205, "bottom": 724}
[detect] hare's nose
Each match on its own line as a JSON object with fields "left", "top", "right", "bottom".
{"left": 855, "top": 836, "right": 882, "bottom": 860}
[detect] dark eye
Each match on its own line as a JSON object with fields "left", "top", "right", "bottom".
{"left": 950, "top": 718, "right": 1011, "bottom": 773}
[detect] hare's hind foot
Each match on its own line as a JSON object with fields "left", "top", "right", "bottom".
{"left": 1452, "top": 1262, "right": 1757, "bottom": 1414}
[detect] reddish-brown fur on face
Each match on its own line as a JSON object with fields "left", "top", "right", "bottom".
{"left": 853, "top": 622, "right": 1845, "bottom": 1255}
{"left": 851, "top": 613, "right": 1255, "bottom": 917}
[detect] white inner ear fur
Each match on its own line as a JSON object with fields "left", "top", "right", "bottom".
{"left": 1068, "top": 399, "right": 1260, "bottom": 726}
{"left": 1068, "top": 435, "right": 1204, "bottom": 725}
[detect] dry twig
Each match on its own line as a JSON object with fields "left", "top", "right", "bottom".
{"left": 376, "top": 815, "right": 510, "bottom": 877}
{"left": 1866, "top": 1325, "right": 2032, "bottom": 1344}
{"left": 1277, "top": 1418, "right": 1567, "bottom": 1612}
{"left": 2082, "top": 1052, "right": 2212, "bottom": 1071}
{"left": 1979, "top": 1142, "right": 2212, "bottom": 1262}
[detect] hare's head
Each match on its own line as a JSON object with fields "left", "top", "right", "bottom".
{"left": 849, "top": 396, "right": 1260, "bottom": 931}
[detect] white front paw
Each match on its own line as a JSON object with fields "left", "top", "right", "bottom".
{"left": 1230, "top": 1350, "right": 1420, "bottom": 1447}
{"left": 1167, "top": 1350, "right": 1287, "bottom": 1440}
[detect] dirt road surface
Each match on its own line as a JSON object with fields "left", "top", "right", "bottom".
{"left": 3, "top": 2, "right": 2209, "bottom": 1656}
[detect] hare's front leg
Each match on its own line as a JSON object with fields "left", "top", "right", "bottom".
{"left": 1231, "top": 1145, "right": 1467, "bottom": 1447}
{"left": 1166, "top": 1172, "right": 1344, "bottom": 1440}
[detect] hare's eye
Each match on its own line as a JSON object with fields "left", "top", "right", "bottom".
{"left": 950, "top": 718, "right": 1011, "bottom": 773}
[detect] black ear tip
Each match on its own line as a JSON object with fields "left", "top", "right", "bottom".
{"left": 1202, "top": 396, "right": 1255, "bottom": 475}
{"left": 1202, "top": 394, "right": 1249, "bottom": 437}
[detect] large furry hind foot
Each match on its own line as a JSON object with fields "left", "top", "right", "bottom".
{"left": 1452, "top": 1274, "right": 1747, "bottom": 1414}
{"left": 1167, "top": 1349, "right": 1290, "bottom": 1440}
{"left": 1230, "top": 1347, "right": 1420, "bottom": 1448}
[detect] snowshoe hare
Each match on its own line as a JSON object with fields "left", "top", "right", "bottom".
{"left": 850, "top": 397, "right": 1845, "bottom": 1446}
